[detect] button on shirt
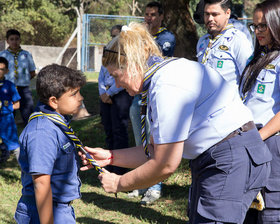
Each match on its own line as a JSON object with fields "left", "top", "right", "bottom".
{"left": 98, "top": 66, "right": 123, "bottom": 96}
{"left": 0, "top": 49, "right": 36, "bottom": 86}
{"left": 242, "top": 55, "right": 280, "bottom": 126}
{"left": 18, "top": 115, "right": 81, "bottom": 203}
{"left": 196, "top": 28, "right": 253, "bottom": 90}
{"left": 147, "top": 58, "right": 253, "bottom": 159}
{"left": 154, "top": 28, "right": 176, "bottom": 57}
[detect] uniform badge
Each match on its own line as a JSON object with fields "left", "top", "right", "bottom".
{"left": 218, "top": 45, "right": 229, "bottom": 51}
{"left": 0, "top": 101, "right": 2, "bottom": 109}
{"left": 63, "top": 142, "right": 71, "bottom": 150}
{"left": 217, "top": 60, "right": 223, "bottom": 68}
{"left": 4, "top": 100, "right": 9, "bottom": 106}
{"left": 257, "top": 84, "right": 266, "bottom": 94}
{"left": 162, "top": 42, "right": 171, "bottom": 50}
{"left": 265, "top": 64, "right": 275, "bottom": 70}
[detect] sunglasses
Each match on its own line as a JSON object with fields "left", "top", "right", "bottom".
{"left": 103, "top": 47, "right": 125, "bottom": 56}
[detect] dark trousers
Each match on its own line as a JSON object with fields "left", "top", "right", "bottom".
{"left": 17, "top": 86, "right": 34, "bottom": 126}
{"left": 100, "top": 90, "right": 132, "bottom": 175}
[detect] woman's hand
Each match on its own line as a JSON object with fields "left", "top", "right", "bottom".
{"left": 79, "top": 146, "right": 112, "bottom": 171}
{"left": 98, "top": 169, "right": 121, "bottom": 193}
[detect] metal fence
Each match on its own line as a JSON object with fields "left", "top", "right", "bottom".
{"left": 81, "top": 14, "right": 144, "bottom": 72}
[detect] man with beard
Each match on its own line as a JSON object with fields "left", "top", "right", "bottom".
{"left": 196, "top": 0, "right": 253, "bottom": 92}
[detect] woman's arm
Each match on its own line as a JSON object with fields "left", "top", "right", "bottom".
{"left": 32, "top": 174, "right": 53, "bottom": 224}
{"left": 259, "top": 111, "right": 280, "bottom": 140}
{"left": 12, "top": 100, "right": 20, "bottom": 110}
{"left": 98, "top": 141, "right": 184, "bottom": 193}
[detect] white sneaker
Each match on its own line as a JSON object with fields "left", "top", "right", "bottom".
{"left": 127, "top": 189, "right": 147, "bottom": 198}
{"left": 140, "top": 189, "right": 161, "bottom": 205}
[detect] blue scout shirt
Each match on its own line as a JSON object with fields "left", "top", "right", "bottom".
{"left": 242, "top": 55, "right": 280, "bottom": 126}
{"left": 0, "top": 79, "right": 20, "bottom": 114}
{"left": 147, "top": 57, "right": 253, "bottom": 159}
{"left": 196, "top": 27, "right": 253, "bottom": 90}
{"left": 18, "top": 105, "right": 81, "bottom": 203}
{"left": 0, "top": 49, "right": 36, "bottom": 86}
{"left": 229, "top": 18, "right": 253, "bottom": 45}
{"left": 154, "top": 27, "right": 176, "bottom": 57}
{"left": 0, "top": 79, "right": 21, "bottom": 151}
{"left": 98, "top": 65, "right": 123, "bottom": 96}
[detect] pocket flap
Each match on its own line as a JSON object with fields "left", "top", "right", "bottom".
{"left": 245, "top": 143, "right": 272, "bottom": 165}
{"left": 266, "top": 178, "right": 280, "bottom": 191}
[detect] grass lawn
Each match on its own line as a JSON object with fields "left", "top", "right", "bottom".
{"left": 0, "top": 73, "right": 191, "bottom": 224}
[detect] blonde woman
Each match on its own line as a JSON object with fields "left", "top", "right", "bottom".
{"left": 81, "top": 22, "right": 271, "bottom": 224}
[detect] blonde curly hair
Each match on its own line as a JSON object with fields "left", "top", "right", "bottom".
{"left": 102, "top": 22, "right": 162, "bottom": 78}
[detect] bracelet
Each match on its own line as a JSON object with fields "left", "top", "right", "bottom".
{"left": 107, "top": 150, "right": 114, "bottom": 165}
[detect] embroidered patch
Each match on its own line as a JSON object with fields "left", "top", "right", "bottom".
{"left": 4, "top": 100, "right": 8, "bottom": 106}
{"left": 217, "top": 60, "right": 223, "bottom": 68}
{"left": 0, "top": 101, "right": 2, "bottom": 109}
{"left": 257, "top": 84, "right": 265, "bottom": 94}
{"left": 63, "top": 142, "right": 71, "bottom": 150}
{"left": 218, "top": 45, "right": 229, "bottom": 51}
{"left": 265, "top": 64, "right": 275, "bottom": 70}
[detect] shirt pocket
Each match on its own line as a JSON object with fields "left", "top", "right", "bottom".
{"left": 211, "top": 51, "right": 234, "bottom": 70}
{"left": 254, "top": 70, "right": 276, "bottom": 101}
{"left": 54, "top": 140, "right": 75, "bottom": 173}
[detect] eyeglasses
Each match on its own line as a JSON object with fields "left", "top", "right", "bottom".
{"left": 103, "top": 47, "right": 125, "bottom": 56}
{"left": 249, "top": 23, "right": 268, "bottom": 32}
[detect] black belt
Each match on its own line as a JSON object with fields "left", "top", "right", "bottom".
{"left": 216, "top": 121, "right": 255, "bottom": 145}
{"left": 53, "top": 201, "right": 73, "bottom": 206}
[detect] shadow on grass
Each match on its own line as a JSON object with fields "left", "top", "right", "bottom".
{"left": 81, "top": 191, "right": 187, "bottom": 224}
{"left": 0, "top": 156, "right": 21, "bottom": 183}
{"left": 76, "top": 217, "right": 114, "bottom": 224}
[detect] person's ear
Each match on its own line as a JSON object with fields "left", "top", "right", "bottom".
{"left": 48, "top": 96, "right": 58, "bottom": 110}
{"left": 226, "top": 8, "right": 231, "bottom": 19}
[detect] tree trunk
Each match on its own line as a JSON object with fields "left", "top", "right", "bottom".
{"left": 161, "top": 0, "right": 198, "bottom": 60}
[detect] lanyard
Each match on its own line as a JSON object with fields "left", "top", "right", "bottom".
{"left": 201, "top": 23, "right": 234, "bottom": 64}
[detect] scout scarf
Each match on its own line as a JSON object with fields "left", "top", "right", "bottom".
{"left": 141, "top": 56, "right": 179, "bottom": 157}
{"left": 28, "top": 103, "right": 103, "bottom": 173}
{"left": 201, "top": 23, "right": 234, "bottom": 64}
{"left": 153, "top": 27, "right": 167, "bottom": 39}
{"left": 7, "top": 47, "right": 23, "bottom": 81}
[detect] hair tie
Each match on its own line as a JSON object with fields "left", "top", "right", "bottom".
{"left": 121, "top": 25, "right": 131, "bottom": 32}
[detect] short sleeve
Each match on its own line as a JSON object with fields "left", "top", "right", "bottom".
{"left": 26, "top": 129, "right": 58, "bottom": 175}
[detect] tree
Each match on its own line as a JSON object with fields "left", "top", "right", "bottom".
{"left": 161, "top": 0, "right": 198, "bottom": 59}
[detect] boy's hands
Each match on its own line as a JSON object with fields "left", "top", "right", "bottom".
{"left": 79, "top": 146, "right": 112, "bottom": 171}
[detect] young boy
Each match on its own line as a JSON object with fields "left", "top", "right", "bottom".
{"left": 0, "top": 57, "right": 20, "bottom": 164}
{"left": 14, "top": 64, "right": 86, "bottom": 223}
{"left": 0, "top": 29, "right": 36, "bottom": 126}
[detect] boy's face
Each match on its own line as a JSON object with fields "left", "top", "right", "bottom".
{"left": 54, "top": 87, "right": 84, "bottom": 115}
{"left": 7, "top": 34, "right": 21, "bottom": 51}
{"left": 0, "top": 63, "right": 8, "bottom": 80}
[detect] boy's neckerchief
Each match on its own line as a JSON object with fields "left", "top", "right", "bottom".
{"left": 141, "top": 56, "right": 179, "bottom": 157}
{"left": 201, "top": 23, "right": 234, "bottom": 64}
{"left": 7, "top": 47, "right": 23, "bottom": 81}
{"left": 28, "top": 103, "right": 103, "bottom": 173}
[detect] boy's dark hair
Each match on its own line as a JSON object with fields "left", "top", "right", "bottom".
{"left": 36, "top": 64, "right": 86, "bottom": 105}
{"left": 204, "top": 0, "right": 232, "bottom": 11}
{"left": 146, "top": 1, "right": 164, "bottom": 15}
{"left": 0, "top": 57, "right": 9, "bottom": 69}
{"left": 111, "top": 24, "right": 122, "bottom": 33}
{"left": 6, "top": 29, "right": 21, "bottom": 39}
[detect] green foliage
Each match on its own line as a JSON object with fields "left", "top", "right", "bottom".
{"left": 0, "top": 0, "right": 73, "bottom": 46}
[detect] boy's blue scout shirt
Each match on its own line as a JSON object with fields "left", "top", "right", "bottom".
{"left": 0, "top": 49, "right": 36, "bottom": 86}
{"left": 0, "top": 79, "right": 21, "bottom": 114}
{"left": 154, "top": 28, "right": 176, "bottom": 57}
{"left": 242, "top": 55, "right": 280, "bottom": 126}
{"left": 196, "top": 27, "right": 253, "bottom": 91}
{"left": 18, "top": 104, "right": 81, "bottom": 203}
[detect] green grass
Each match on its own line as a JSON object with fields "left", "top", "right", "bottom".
{"left": 0, "top": 75, "right": 191, "bottom": 224}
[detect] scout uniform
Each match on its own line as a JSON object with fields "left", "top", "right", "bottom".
{"left": 145, "top": 55, "right": 271, "bottom": 223}
{"left": 241, "top": 54, "right": 280, "bottom": 223}
{"left": 0, "top": 48, "right": 36, "bottom": 125}
{"left": 14, "top": 103, "right": 81, "bottom": 223}
{"left": 196, "top": 25, "right": 253, "bottom": 90}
